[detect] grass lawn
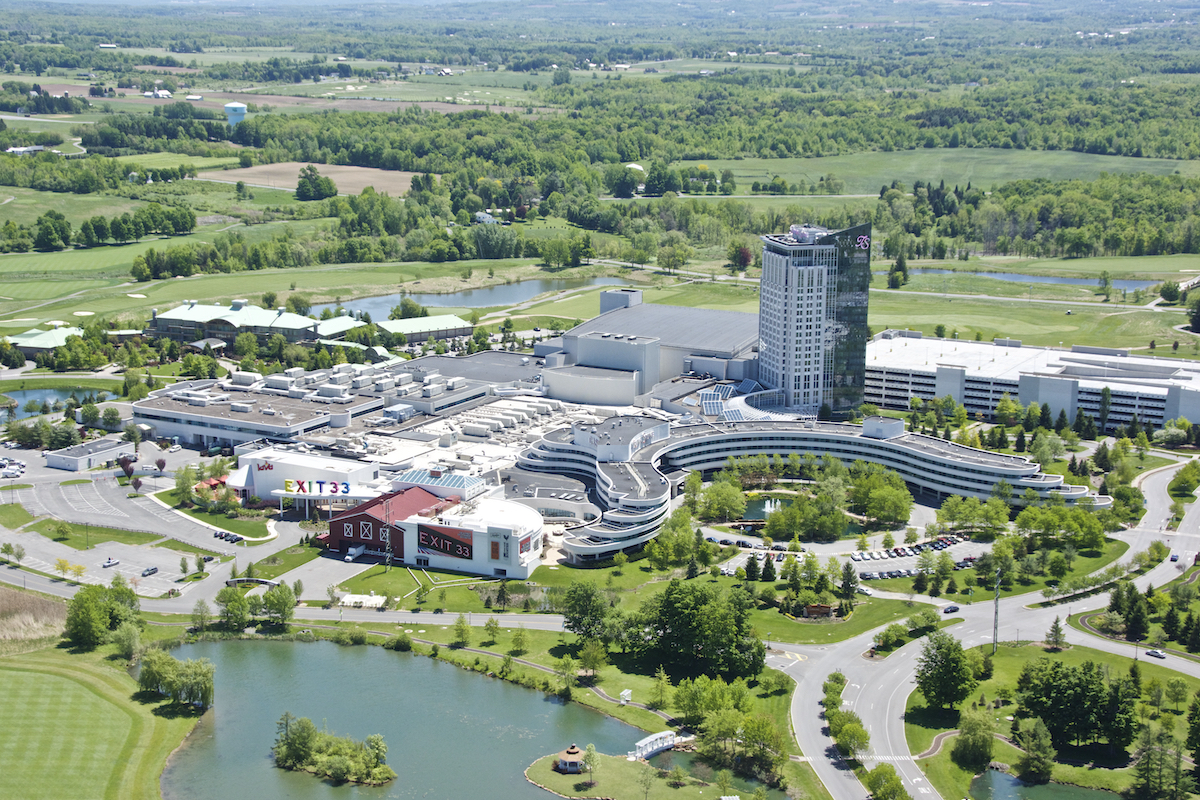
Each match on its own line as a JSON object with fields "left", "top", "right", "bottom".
{"left": 153, "top": 490, "right": 270, "bottom": 538}
{"left": 0, "top": 502, "right": 35, "bottom": 529}
{"left": 528, "top": 752, "right": 786, "bottom": 799}
{"left": 867, "top": 291, "right": 1188, "bottom": 349}
{"left": 1072, "top": 564, "right": 1200, "bottom": 649}
{"left": 248, "top": 544, "right": 322, "bottom": 581}
{"left": 29, "top": 519, "right": 161, "bottom": 550}
{"left": 0, "top": 642, "right": 201, "bottom": 800}
{"left": 868, "top": 539, "right": 1130, "bottom": 603}
{"left": 0, "top": 186, "right": 147, "bottom": 228}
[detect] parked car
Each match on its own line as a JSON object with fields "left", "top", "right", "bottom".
{"left": 202, "top": 555, "right": 215, "bottom": 562}
{"left": 771, "top": 544, "right": 787, "bottom": 552}
{"left": 169, "top": 444, "right": 182, "bottom": 453}
{"left": 943, "top": 605, "right": 960, "bottom": 614}
{"left": 102, "top": 557, "right": 119, "bottom": 568}
{"left": 736, "top": 540, "right": 752, "bottom": 548}
{"left": 1147, "top": 649, "right": 1168, "bottom": 659}
{"left": 1171, "top": 554, "right": 1180, "bottom": 562}
{"left": 857, "top": 586, "right": 873, "bottom": 596}
{"left": 141, "top": 566, "right": 158, "bottom": 577}
{"left": 850, "top": 552, "right": 862, "bottom": 561}
{"left": 718, "top": 539, "right": 732, "bottom": 546}
{"left": 705, "top": 536, "right": 717, "bottom": 543}
{"left": 775, "top": 552, "right": 785, "bottom": 562}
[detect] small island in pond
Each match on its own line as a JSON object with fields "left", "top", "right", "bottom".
{"left": 272, "top": 712, "right": 397, "bottom": 785}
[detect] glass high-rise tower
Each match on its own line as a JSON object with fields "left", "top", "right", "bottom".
{"left": 758, "top": 222, "right": 872, "bottom": 417}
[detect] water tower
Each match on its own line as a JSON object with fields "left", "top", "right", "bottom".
{"left": 224, "top": 101, "right": 247, "bottom": 127}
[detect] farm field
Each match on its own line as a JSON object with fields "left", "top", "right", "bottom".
{"left": 114, "top": 153, "right": 242, "bottom": 172}
{"left": 0, "top": 187, "right": 146, "bottom": 228}
{"left": 198, "top": 162, "right": 419, "bottom": 195}
{"left": 692, "top": 150, "right": 1200, "bottom": 196}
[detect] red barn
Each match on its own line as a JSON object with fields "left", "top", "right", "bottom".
{"left": 322, "top": 487, "right": 440, "bottom": 557}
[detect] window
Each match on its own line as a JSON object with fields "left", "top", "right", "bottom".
{"left": 343, "top": 522, "right": 353, "bottom": 539}
{"left": 416, "top": 557, "right": 429, "bottom": 567}
{"left": 361, "top": 521, "right": 372, "bottom": 540}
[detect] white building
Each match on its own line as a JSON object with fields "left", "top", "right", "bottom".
{"left": 864, "top": 330, "right": 1200, "bottom": 432}
{"left": 758, "top": 223, "right": 872, "bottom": 416}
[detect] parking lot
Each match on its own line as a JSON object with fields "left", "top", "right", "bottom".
{"left": 714, "top": 534, "right": 988, "bottom": 579}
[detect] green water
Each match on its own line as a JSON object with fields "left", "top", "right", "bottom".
{"left": 970, "top": 769, "right": 1118, "bottom": 800}
{"left": 160, "top": 640, "right": 642, "bottom": 799}
{"left": 744, "top": 496, "right": 793, "bottom": 519}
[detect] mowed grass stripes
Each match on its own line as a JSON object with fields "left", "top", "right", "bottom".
{"left": 0, "top": 645, "right": 199, "bottom": 800}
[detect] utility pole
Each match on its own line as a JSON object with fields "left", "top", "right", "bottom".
{"left": 992, "top": 566, "right": 1001, "bottom": 654}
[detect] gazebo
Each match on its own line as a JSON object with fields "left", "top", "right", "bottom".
{"left": 555, "top": 743, "right": 585, "bottom": 774}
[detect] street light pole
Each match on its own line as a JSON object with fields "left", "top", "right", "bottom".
{"left": 992, "top": 567, "right": 1001, "bottom": 654}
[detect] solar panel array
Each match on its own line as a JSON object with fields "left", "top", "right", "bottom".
{"left": 712, "top": 383, "right": 736, "bottom": 399}
{"left": 719, "top": 408, "right": 746, "bottom": 422}
{"left": 701, "top": 399, "right": 723, "bottom": 416}
{"left": 737, "top": 379, "right": 761, "bottom": 395}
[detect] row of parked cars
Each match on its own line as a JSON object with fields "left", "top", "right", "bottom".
{"left": 861, "top": 555, "right": 977, "bottom": 581}
{"left": 213, "top": 530, "right": 244, "bottom": 543}
{"left": 0, "top": 456, "right": 26, "bottom": 479}
{"left": 850, "top": 536, "right": 967, "bottom": 562}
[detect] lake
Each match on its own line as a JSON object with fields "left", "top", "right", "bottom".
{"left": 0, "top": 387, "right": 103, "bottom": 421}
{"left": 161, "top": 640, "right": 642, "bottom": 800}
{"left": 873, "top": 268, "right": 1158, "bottom": 292}
{"left": 314, "top": 277, "right": 630, "bottom": 319}
{"left": 970, "top": 769, "right": 1117, "bottom": 800}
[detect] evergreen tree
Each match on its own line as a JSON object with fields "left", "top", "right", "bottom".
{"left": 1126, "top": 599, "right": 1150, "bottom": 641}
{"left": 1055, "top": 409, "right": 1069, "bottom": 432}
{"left": 744, "top": 553, "right": 760, "bottom": 582}
{"left": 1181, "top": 612, "right": 1196, "bottom": 645}
{"left": 1188, "top": 619, "right": 1200, "bottom": 654}
{"left": 761, "top": 554, "right": 776, "bottom": 583}
{"left": 1015, "top": 428, "right": 1027, "bottom": 452}
{"left": 1045, "top": 616, "right": 1067, "bottom": 650}
{"left": 1039, "top": 404, "right": 1054, "bottom": 430}
{"left": 1164, "top": 605, "right": 1181, "bottom": 641}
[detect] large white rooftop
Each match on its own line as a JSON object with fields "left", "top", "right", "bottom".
{"left": 867, "top": 333, "right": 1200, "bottom": 395}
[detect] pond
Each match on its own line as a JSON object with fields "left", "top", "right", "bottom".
{"left": 161, "top": 640, "right": 642, "bottom": 800}
{"left": 313, "top": 277, "right": 630, "bottom": 319}
{"left": 0, "top": 387, "right": 104, "bottom": 421}
{"left": 744, "top": 495, "right": 794, "bottom": 520}
{"left": 970, "top": 769, "right": 1118, "bottom": 800}
{"left": 873, "top": 268, "right": 1158, "bottom": 292}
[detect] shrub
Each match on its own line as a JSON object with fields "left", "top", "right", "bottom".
{"left": 384, "top": 633, "right": 412, "bottom": 651}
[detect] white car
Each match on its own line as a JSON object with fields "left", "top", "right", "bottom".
{"left": 102, "top": 557, "right": 119, "bottom": 568}
{"left": 1147, "top": 649, "right": 1167, "bottom": 659}
{"left": 169, "top": 444, "right": 182, "bottom": 453}
{"left": 879, "top": 551, "right": 890, "bottom": 559}
{"left": 850, "top": 552, "right": 862, "bottom": 561}
{"left": 857, "top": 586, "right": 874, "bottom": 596}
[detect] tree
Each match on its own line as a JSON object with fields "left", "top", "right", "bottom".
{"left": 453, "top": 613, "right": 470, "bottom": 646}
{"left": 837, "top": 722, "right": 870, "bottom": 760}
{"left": 915, "top": 631, "right": 977, "bottom": 709}
{"left": 511, "top": 626, "right": 528, "bottom": 655}
{"left": 11, "top": 544, "right": 23, "bottom": 567}
{"left": 562, "top": 581, "right": 609, "bottom": 639}
{"left": 295, "top": 165, "right": 337, "bottom": 200}
{"left": 55, "top": 557, "right": 71, "bottom": 578}
{"left": 578, "top": 638, "right": 609, "bottom": 678}
{"left": 192, "top": 598, "right": 211, "bottom": 631}
{"left": 483, "top": 616, "right": 500, "bottom": 644}
{"left": 1045, "top": 616, "right": 1067, "bottom": 650}
{"left": 1016, "top": 717, "right": 1057, "bottom": 783}
{"left": 556, "top": 655, "right": 578, "bottom": 690}
{"left": 865, "top": 763, "right": 912, "bottom": 800}
{"left": 215, "top": 585, "right": 249, "bottom": 629}
{"left": 651, "top": 665, "right": 672, "bottom": 709}
{"left": 263, "top": 583, "right": 296, "bottom": 624}
{"left": 122, "top": 424, "right": 142, "bottom": 451}
{"left": 180, "top": 556, "right": 190, "bottom": 576}
{"left": 952, "top": 706, "right": 995, "bottom": 770}
{"left": 69, "top": 563, "right": 85, "bottom": 581}
{"left": 111, "top": 620, "right": 141, "bottom": 660}
{"left": 701, "top": 481, "right": 746, "bottom": 522}
{"left": 637, "top": 763, "right": 657, "bottom": 800}
{"left": 64, "top": 584, "right": 110, "bottom": 649}
{"left": 1166, "top": 677, "right": 1189, "bottom": 712}
{"left": 583, "top": 743, "right": 599, "bottom": 786}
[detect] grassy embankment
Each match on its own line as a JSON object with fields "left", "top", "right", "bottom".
{"left": 152, "top": 489, "right": 270, "bottom": 539}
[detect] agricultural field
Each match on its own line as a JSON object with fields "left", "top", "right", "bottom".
{"left": 198, "top": 162, "right": 419, "bottom": 195}
{"left": 692, "top": 150, "right": 1200, "bottom": 196}
{"left": 114, "top": 152, "right": 242, "bottom": 172}
{"left": 0, "top": 186, "right": 145, "bottom": 228}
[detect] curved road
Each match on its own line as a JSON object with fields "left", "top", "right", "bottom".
{"left": 771, "top": 461, "right": 1193, "bottom": 800}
